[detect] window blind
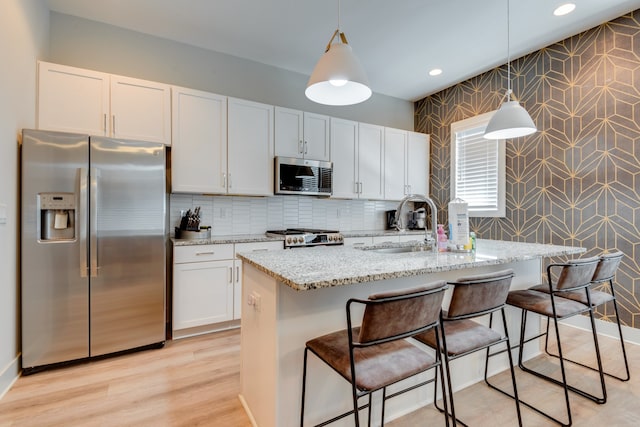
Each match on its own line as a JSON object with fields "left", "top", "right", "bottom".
{"left": 454, "top": 126, "right": 499, "bottom": 212}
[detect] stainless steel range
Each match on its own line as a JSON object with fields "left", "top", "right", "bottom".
{"left": 266, "top": 228, "right": 344, "bottom": 248}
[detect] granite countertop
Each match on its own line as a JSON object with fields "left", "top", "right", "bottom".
{"left": 171, "top": 229, "right": 426, "bottom": 246}
{"left": 172, "top": 234, "right": 284, "bottom": 246}
{"left": 236, "top": 239, "right": 586, "bottom": 291}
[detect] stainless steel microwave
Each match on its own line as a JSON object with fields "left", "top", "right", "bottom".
{"left": 275, "top": 156, "right": 332, "bottom": 196}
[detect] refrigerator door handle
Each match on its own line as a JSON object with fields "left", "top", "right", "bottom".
{"left": 79, "top": 168, "right": 88, "bottom": 277}
{"left": 90, "top": 167, "right": 99, "bottom": 277}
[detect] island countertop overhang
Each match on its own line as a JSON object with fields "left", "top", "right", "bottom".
{"left": 236, "top": 239, "right": 586, "bottom": 291}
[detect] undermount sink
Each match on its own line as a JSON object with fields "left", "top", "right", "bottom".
{"left": 360, "top": 243, "right": 435, "bottom": 254}
{"left": 370, "top": 246, "right": 422, "bottom": 254}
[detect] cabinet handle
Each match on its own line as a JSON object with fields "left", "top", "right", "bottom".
{"left": 112, "top": 115, "right": 116, "bottom": 134}
{"left": 103, "top": 114, "right": 107, "bottom": 134}
{"left": 354, "top": 182, "right": 359, "bottom": 194}
{"left": 304, "top": 140, "right": 308, "bottom": 154}
{"left": 236, "top": 266, "right": 240, "bottom": 283}
{"left": 359, "top": 182, "right": 363, "bottom": 194}
{"left": 252, "top": 248, "right": 268, "bottom": 252}
{"left": 229, "top": 267, "right": 233, "bottom": 283}
{"left": 195, "top": 251, "right": 215, "bottom": 256}
{"left": 408, "top": 184, "right": 412, "bottom": 194}
{"left": 228, "top": 173, "right": 232, "bottom": 189}
{"left": 298, "top": 140, "right": 303, "bottom": 154}
{"left": 222, "top": 173, "right": 227, "bottom": 188}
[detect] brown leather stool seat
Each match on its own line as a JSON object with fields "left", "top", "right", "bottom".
{"left": 528, "top": 251, "right": 630, "bottom": 382}
{"left": 413, "top": 269, "right": 522, "bottom": 427}
{"left": 300, "top": 281, "right": 450, "bottom": 427}
{"left": 502, "top": 256, "right": 604, "bottom": 427}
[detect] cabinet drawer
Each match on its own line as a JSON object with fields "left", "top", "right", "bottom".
{"left": 234, "top": 241, "right": 283, "bottom": 258}
{"left": 174, "top": 244, "right": 234, "bottom": 263}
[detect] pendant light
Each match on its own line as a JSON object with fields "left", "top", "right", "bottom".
{"left": 484, "top": 0, "right": 537, "bottom": 139}
{"left": 305, "top": 0, "right": 372, "bottom": 106}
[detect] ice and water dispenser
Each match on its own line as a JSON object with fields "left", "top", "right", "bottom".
{"left": 38, "top": 193, "right": 76, "bottom": 241}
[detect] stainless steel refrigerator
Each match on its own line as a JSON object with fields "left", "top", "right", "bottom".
{"left": 21, "top": 129, "right": 166, "bottom": 373}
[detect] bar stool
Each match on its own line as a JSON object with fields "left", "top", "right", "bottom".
{"left": 300, "top": 281, "right": 449, "bottom": 427}
{"left": 503, "top": 256, "right": 603, "bottom": 427}
{"left": 413, "top": 269, "right": 522, "bottom": 427}
{"left": 530, "top": 251, "right": 630, "bottom": 382}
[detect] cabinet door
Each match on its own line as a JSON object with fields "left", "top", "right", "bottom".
{"left": 173, "top": 259, "right": 234, "bottom": 330}
{"left": 227, "top": 98, "right": 274, "bottom": 196}
{"left": 330, "top": 118, "right": 359, "bottom": 198}
{"left": 358, "top": 123, "right": 385, "bottom": 200}
{"left": 303, "top": 112, "right": 330, "bottom": 161}
{"left": 384, "top": 127, "right": 408, "bottom": 201}
{"left": 110, "top": 75, "right": 171, "bottom": 145}
{"left": 37, "top": 61, "right": 109, "bottom": 135}
{"left": 233, "top": 260, "right": 243, "bottom": 320}
{"left": 233, "top": 241, "right": 283, "bottom": 320}
{"left": 274, "top": 106, "right": 304, "bottom": 158}
{"left": 407, "top": 132, "right": 430, "bottom": 197}
{"left": 171, "top": 87, "right": 227, "bottom": 194}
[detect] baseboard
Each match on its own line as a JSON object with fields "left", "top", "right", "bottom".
{"left": 238, "top": 394, "right": 258, "bottom": 427}
{"left": 560, "top": 316, "right": 640, "bottom": 346}
{"left": 0, "top": 355, "right": 20, "bottom": 401}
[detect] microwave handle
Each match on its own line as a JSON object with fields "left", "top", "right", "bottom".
{"left": 298, "top": 140, "right": 303, "bottom": 154}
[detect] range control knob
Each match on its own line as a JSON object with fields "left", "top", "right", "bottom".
{"left": 286, "top": 237, "right": 292, "bottom": 244}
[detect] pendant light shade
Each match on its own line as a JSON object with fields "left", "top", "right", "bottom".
{"left": 305, "top": 1, "right": 372, "bottom": 106}
{"left": 484, "top": 0, "right": 537, "bottom": 139}
{"left": 484, "top": 99, "right": 537, "bottom": 139}
{"left": 305, "top": 41, "right": 371, "bottom": 106}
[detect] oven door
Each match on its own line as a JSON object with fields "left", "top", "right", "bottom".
{"left": 275, "top": 157, "right": 332, "bottom": 196}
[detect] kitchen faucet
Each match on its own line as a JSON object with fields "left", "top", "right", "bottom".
{"left": 395, "top": 194, "right": 439, "bottom": 252}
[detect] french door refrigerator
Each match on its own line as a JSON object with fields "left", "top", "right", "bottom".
{"left": 21, "top": 129, "right": 167, "bottom": 373}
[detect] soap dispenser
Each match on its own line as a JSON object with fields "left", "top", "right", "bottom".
{"left": 437, "top": 224, "right": 448, "bottom": 252}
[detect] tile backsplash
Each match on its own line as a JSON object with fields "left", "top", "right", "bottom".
{"left": 170, "top": 194, "right": 399, "bottom": 236}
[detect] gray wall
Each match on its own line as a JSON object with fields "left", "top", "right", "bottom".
{"left": 48, "top": 12, "right": 414, "bottom": 130}
{"left": 0, "top": 0, "right": 49, "bottom": 398}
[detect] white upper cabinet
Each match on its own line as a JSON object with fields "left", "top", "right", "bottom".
{"left": 37, "top": 61, "right": 171, "bottom": 145}
{"left": 171, "top": 86, "right": 227, "bottom": 194}
{"left": 37, "top": 61, "right": 110, "bottom": 136}
{"left": 356, "top": 123, "right": 385, "bottom": 200}
{"left": 382, "top": 128, "right": 430, "bottom": 201}
{"left": 330, "top": 118, "right": 359, "bottom": 198}
{"left": 110, "top": 75, "right": 171, "bottom": 145}
{"left": 227, "top": 97, "right": 274, "bottom": 196}
{"left": 406, "top": 131, "right": 430, "bottom": 197}
{"left": 383, "top": 127, "right": 408, "bottom": 201}
{"left": 275, "top": 107, "right": 330, "bottom": 161}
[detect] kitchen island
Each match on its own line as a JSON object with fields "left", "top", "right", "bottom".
{"left": 236, "top": 239, "right": 585, "bottom": 427}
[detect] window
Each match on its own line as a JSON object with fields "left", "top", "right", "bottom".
{"left": 450, "top": 111, "right": 505, "bottom": 217}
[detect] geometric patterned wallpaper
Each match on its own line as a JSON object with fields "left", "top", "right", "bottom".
{"left": 415, "top": 10, "right": 640, "bottom": 328}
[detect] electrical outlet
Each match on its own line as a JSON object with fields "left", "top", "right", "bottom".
{"left": 252, "top": 291, "right": 261, "bottom": 312}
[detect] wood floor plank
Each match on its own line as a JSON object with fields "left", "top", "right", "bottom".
{"left": 0, "top": 325, "right": 637, "bottom": 426}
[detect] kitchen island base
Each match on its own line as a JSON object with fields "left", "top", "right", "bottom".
{"left": 239, "top": 259, "right": 544, "bottom": 427}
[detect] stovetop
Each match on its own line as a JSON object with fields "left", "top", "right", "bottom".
{"left": 266, "top": 228, "right": 339, "bottom": 236}
{"left": 266, "top": 228, "right": 343, "bottom": 247}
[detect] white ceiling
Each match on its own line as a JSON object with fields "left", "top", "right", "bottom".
{"left": 45, "top": 0, "right": 640, "bottom": 102}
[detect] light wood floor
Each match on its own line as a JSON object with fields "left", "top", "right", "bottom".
{"left": 0, "top": 325, "right": 637, "bottom": 426}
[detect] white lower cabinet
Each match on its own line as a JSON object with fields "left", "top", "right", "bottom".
{"left": 172, "top": 241, "right": 282, "bottom": 338}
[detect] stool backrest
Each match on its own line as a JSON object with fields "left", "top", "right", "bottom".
{"left": 592, "top": 251, "right": 624, "bottom": 284}
{"left": 446, "top": 269, "right": 514, "bottom": 319}
{"left": 355, "top": 281, "right": 447, "bottom": 345}
{"left": 554, "top": 256, "right": 600, "bottom": 291}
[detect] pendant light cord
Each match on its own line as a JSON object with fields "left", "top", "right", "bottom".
{"left": 338, "top": 0, "right": 341, "bottom": 32}
{"left": 506, "top": 0, "right": 512, "bottom": 100}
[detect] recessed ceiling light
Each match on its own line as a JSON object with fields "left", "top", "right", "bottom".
{"left": 554, "top": 3, "right": 576, "bottom": 16}
{"left": 429, "top": 68, "right": 442, "bottom": 76}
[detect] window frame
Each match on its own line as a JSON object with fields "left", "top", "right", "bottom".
{"left": 450, "top": 111, "right": 506, "bottom": 218}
